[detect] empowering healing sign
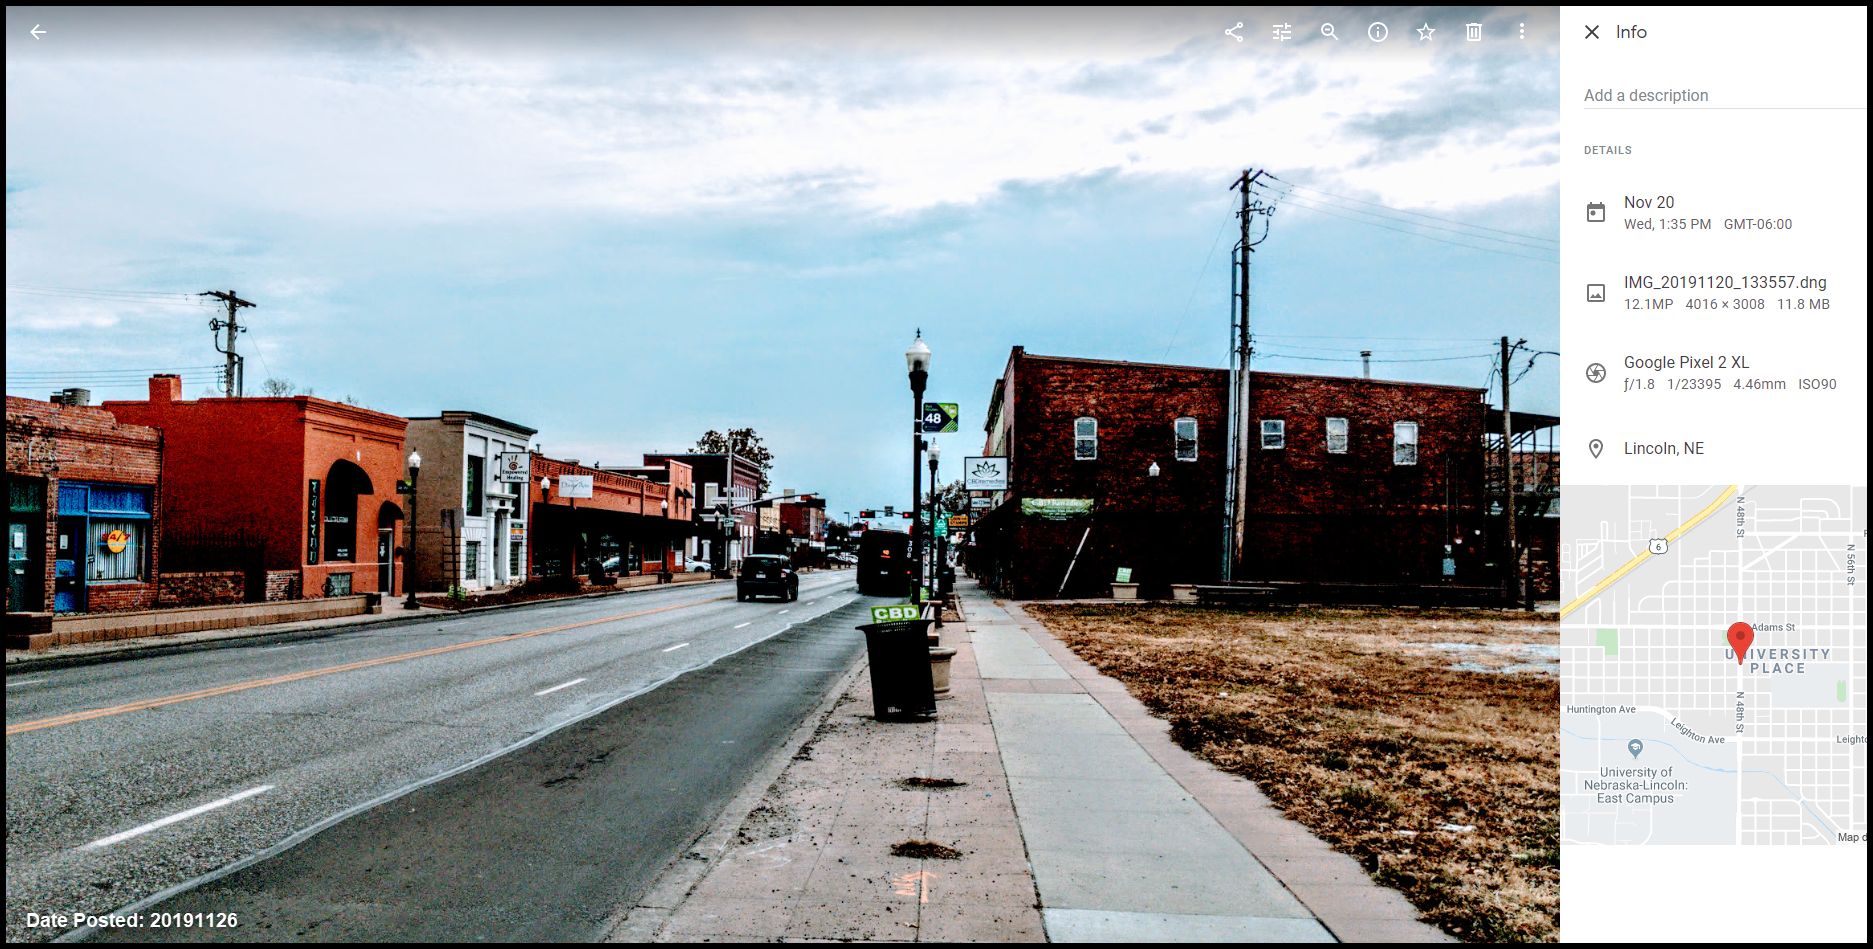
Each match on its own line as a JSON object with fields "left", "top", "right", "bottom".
{"left": 870, "top": 604, "right": 921, "bottom": 622}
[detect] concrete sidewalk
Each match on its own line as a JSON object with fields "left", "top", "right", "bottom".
{"left": 636, "top": 580, "right": 1449, "bottom": 942}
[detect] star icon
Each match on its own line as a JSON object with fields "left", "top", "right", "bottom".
{"left": 1417, "top": 23, "right": 1436, "bottom": 40}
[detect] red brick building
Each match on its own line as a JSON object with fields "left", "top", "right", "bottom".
{"left": 642, "top": 452, "right": 765, "bottom": 570}
{"left": 104, "top": 375, "right": 410, "bottom": 600}
{"left": 970, "top": 349, "right": 1511, "bottom": 599}
{"left": 529, "top": 455, "right": 693, "bottom": 583}
{"left": 6, "top": 395, "right": 163, "bottom": 613}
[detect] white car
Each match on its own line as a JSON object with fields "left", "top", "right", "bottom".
{"left": 685, "top": 557, "right": 713, "bottom": 572}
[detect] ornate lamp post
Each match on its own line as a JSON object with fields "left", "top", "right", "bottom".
{"left": 402, "top": 450, "right": 421, "bottom": 610}
{"left": 906, "top": 332, "right": 931, "bottom": 605}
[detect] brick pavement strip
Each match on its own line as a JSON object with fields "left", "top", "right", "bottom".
{"left": 624, "top": 609, "right": 1045, "bottom": 943}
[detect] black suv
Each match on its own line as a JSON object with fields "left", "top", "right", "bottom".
{"left": 737, "top": 555, "right": 798, "bottom": 602}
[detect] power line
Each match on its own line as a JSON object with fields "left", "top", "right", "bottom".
{"left": 1273, "top": 193, "right": 1559, "bottom": 264}
{"left": 1161, "top": 203, "right": 1238, "bottom": 359}
{"left": 1266, "top": 178, "right": 1559, "bottom": 245}
{"left": 1258, "top": 351, "right": 1496, "bottom": 364}
{"left": 5, "top": 365, "right": 224, "bottom": 380}
{"left": 1267, "top": 185, "right": 1558, "bottom": 253}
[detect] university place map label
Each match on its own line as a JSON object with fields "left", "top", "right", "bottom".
{"left": 1560, "top": 485, "right": 1866, "bottom": 846}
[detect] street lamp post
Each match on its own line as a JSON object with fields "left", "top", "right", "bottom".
{"left": 929, "top": 441, "right": 944, "bottom": 626}
{"left": 906, "top": 333, "right": 931, "bottom": 606}
{"left": 403, "top": 451, "right": 422, "bottom": 610}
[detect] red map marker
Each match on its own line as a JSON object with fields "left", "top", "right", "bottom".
{"left": 1727, "top": 622, "right": 1755, "bottom": 665}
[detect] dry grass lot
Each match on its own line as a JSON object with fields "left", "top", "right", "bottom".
{"left": 1024, "top": 603, "right": 1559, "bottom": 943}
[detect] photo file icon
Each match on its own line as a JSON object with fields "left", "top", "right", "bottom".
{"left": 1587, "top": 201, "right": 1606, "bottom": 222}
{"left": 1586, "top": 283, "right": 1607, "bottom": 302}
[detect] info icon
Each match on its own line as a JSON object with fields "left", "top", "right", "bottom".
{"left": 1587, "top": 201, "right": 1606, "bottom": 222}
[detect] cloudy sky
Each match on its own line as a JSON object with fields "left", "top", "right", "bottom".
{"left": 6, "top": 7, "right": 1560, "bottom": 516}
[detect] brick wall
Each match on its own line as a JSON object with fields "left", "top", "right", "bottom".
{"left": 265, "top": 570, "right": 302, "bottom": 601}
{"left": 5, "top": 396, "right": 163, "bottom": 614}
{"left": 976, "top": 352, "right": 1499, "bottom": 597}
{"left": 156, "top": 571, "right": 246, "bottom": 607}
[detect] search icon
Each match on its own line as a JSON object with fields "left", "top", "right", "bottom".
{"left": 1321, "top": 23, "right": 1337, "bottom": 40}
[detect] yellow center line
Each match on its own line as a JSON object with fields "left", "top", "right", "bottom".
{"left": 5, "top": 595, "right": 733, "bottom": 736}
{"left": 1559, "top": 485, "right": 1741, "bottom": 619}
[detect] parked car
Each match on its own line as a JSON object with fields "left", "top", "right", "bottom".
{"left": 737, "top": 554, "right": 798, "bottom": 601}
{"left": 685, "top": 557, "right": 713, "bottom": 572}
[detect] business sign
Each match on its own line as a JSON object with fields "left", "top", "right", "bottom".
{"left": 306, "top": 479, "right": 321, "bottom": 564}
{"left": 1021, "top": 498, "right": 1093, "bottom": 519}
{"left": 497, "top": 452, "right": 530, "bottom": 483}
{"left": 869, "top": 604, "right": 921, "bottom": 623}
{"left": 102, "top": 529, "right": 130, "bottom": 554}
{"left": 963, "top": 456, "right": 1008, "bottom": 491}
{"left": 557, "top": 474, "right": 594, "bottom": 498}
{"left": 970, "top": 496, "right": 992, "bottom": 509}
{"left": 921, "top": 402, "right": 959, "bottom": 434}
{"left": 948, "top": 514, "right": 971, "bottom": 529}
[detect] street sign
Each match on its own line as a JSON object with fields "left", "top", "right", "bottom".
{"left": 496, "top": 452, "right": 530, "bottom": 483}
{"left": 934, "top": 518, "right": 948, "bottom": 538}
{"left": 557, "top": 474, "right": 594, "bottom": 498}
{"left": 921, "top": 402, "right": 958, "bottom": 434}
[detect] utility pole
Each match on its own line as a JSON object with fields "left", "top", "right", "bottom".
{"left": 1500, "top": 336, "right": 1522, "bottom": 608}
{"left": 201, "top": 290, "right": 254, "bottom": 398}
{"left": 1223, "top": 170, "right": 1274, "bottom": 581}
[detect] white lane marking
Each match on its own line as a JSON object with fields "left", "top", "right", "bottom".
{"left": 62, "top": 589, "right": 867, "bottom": 939}
{"left": 533, "top": 678, "right": 587, "bottom": 696}
{"left": 6, "top": 678, "right": 47, "bottom": 688}
{"left": 83, "top": 785, "right": 274, "bottom": 850}
{"left": 734, "top": 622, "right": 751, "bottom": 629}
{"left": 778, "top": 609, "right": 790, "bottom": 614}
{"left": 662, "top": 642, "right": 691, "bottom": 653}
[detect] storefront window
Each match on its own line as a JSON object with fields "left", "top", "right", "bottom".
{"left": 466, "top": 455, "right": 485, "bottom": 518}
{"left": 89, "top": 518, "right": 146, "bottom": 581}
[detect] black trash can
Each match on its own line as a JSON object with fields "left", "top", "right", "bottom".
{"left": 857, "top": 619, "right": 937, "bottom": 720}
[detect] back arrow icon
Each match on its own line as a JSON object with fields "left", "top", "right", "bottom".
{"left": 31, "top": 24, "right": 46, "bottom": 39}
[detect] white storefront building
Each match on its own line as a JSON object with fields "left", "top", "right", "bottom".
{"left": 403, "top": 411, "right": 537, "bottom": 592}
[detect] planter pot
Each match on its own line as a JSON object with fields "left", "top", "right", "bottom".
{"left": 929, "top": 646, "right": 957, "bottom": 699}
{"left": 1171, "top": 584, "right": 1198, "bottom": 602}
{"left": 1111, "top": 583, "right": 1140, "bottom": 600}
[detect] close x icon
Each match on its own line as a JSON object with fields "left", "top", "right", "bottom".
{"left": 1584, "top": 25, "right": 1600, "bottom": 38}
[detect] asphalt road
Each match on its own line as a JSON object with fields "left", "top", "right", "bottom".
{"left": 5, "top": 572, "right": 877, "bottom": 942}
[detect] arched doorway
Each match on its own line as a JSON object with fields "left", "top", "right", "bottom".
{"left": 322, "top": 460, "right": 375, "bottom": 565}
{"left": 377, "top": 500, "right": 404, "bottom": 594}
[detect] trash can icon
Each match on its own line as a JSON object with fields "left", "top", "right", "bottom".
{"left": 1587, "top": 202, "right": 1606, "bottom": 222}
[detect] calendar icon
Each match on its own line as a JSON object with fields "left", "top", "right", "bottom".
{"left": 1587, "top": 202, "right": 1606, "bottom": 222}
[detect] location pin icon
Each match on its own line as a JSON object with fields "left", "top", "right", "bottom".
{"left": 1628, "top": 739, "right": 1643, "bottom": 758}
{"left": 1727, "top": 621, "right": 1755, "bottom": 665}
{"left": 1589, "top": 438, "right": 1604, "bottom": 458}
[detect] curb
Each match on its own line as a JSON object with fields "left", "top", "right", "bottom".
{"left": 603, "top": 647, "right": 871, "bottom": 942}
{"left": 5, "top": 577, "right": 736, "bottom": 675}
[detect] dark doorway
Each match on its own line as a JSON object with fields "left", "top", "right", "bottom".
{"left": 322, "top": 460, "right": 374, "bottom": 564}
{"left": 54, "top": 517, "right": 84, "bottom": 612}
{"left": 378, "top": 530, "right": 393, "bottom": 594}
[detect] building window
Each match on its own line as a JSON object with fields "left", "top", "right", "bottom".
{"left": 1326, "top": 417, "right": 1349, "bottom": 454}
{"left": 1173, "top": 417, "right": 1198, "bottom": 461}
{"left": 88, "top": 519, "right": 147, "bottom": 581}
{"left": 464, "top": 541, "right": 480, "bottom": 580}
{"left": 1261, "top": 419, "right": 1286, "bottom": 450}
{"left": 1074, "top": 417, "right": 1098, "bottom": 460}
{"left": 466, "top": 455, "right": 485, "bottom": 518}
{"left": 1394, "top": 421, "right": 1419, "bottom": 466}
